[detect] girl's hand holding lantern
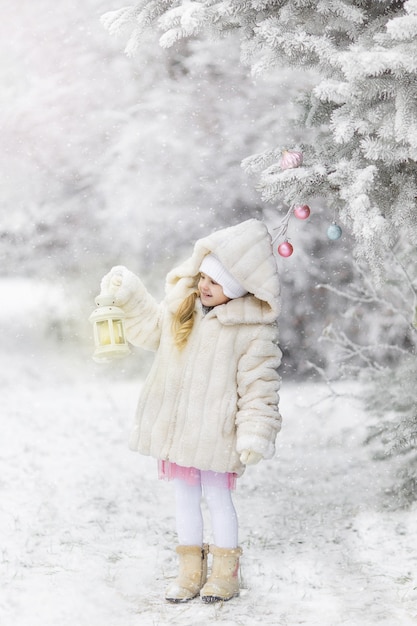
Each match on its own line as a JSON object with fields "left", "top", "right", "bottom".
{"left": 100, "top": 266, "right": 126, "bottom": 298}
{"left": 100, "top": 265, "right": 141, "bottom": 310}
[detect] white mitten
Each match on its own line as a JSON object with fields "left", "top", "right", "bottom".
{"left": 99, "top": 265, "right": 141, "bottom": 308}
{"left": 240, "top": 450, "right": 263, "bottom": 465}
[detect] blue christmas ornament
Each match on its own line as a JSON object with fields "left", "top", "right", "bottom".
{"left": 327, "top": 223, "right": 342, "bottom": 240}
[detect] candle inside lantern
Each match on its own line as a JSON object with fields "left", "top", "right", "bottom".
{"left": 97, "top": 319, "right": 126, "bottom": 345}
{"left": 113, "top": 320, "right": 126, "bottom": 344}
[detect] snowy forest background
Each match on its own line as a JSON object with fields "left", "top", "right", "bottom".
{"left": 2, "top": 1, "right": 417, "bottom": 624}
{"left": 3, "top": 0, "right": 416, "bottom": 497}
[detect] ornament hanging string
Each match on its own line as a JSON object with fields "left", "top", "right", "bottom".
{"left": 271, "top": 206, "right": 294, "bottom": 245}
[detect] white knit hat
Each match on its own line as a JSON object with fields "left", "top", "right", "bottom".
{"left": 199, "top": 254, "right": 248, "bottom": 299}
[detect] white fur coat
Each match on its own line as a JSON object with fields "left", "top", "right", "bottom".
{"left": 102, "top": 219, "right": 282, "bottom": 476}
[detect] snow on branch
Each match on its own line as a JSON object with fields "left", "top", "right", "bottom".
{"left": 158, "top": 3, "right": 209, "bottom": 46}
{"left": 255, "top": 20, "right": 338, "bottom": 68}
{"left": 258, "top": 163, "right": 329, "bottom": 204}
{"left": 316, "top": 0, "right": 365, "bottom": 24}
{"left": 101, "top": 7, "right": 142, "bottom": 37}
{"left": 360, "top": 138, "right": 413, "bottom": 164}
{"left": 241, "top": 148, "right": 283, "bottom": 174}
{"left": 320, "top": 323, "right": 410, "bottom": 371}
{"left": 339, "top": 46, "right": 417, "bottom": 80}
{"left": 386, "top": 0, "right": 417, "bottom": 41}
{"left": 313, "top": 79, "right": 351, "bottom": 105}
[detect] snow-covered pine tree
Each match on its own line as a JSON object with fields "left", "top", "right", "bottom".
{"left": 102, "top": 0, "right": 417, "bottom": 277}
{"left": 103, "top": 0, "right": 417, "bottom": 502}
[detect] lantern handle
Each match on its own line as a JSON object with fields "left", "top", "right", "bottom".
{"left": 95, "top": 293, "right": 117, "bottom": 307}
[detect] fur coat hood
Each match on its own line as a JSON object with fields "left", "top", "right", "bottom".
{"left": 165, "top": 219, "right": 280, "bottom": 324}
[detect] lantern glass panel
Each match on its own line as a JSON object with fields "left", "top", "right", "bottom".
{"left": 97, "top": 320, "right": 110, "bottom": 345}
{"left": 113, "top": 319, "right": 125, "bottom": 344}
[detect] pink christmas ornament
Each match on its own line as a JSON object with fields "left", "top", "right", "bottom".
{"left": 280, "top": 150, "right": 303, "bottom": 170}
{"left": 293, "top": 204, "right": 311, "bottom": 220}
{"left": 278, "top": 241, "right": 294, "bottom": 257}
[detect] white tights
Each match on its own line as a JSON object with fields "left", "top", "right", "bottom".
{"left": 173, "top": 475, "right": 238, "bottom": 549}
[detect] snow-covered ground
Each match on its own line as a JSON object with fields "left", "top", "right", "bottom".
{"left": 2, "top": 291, "right": 417, "bottom": 625}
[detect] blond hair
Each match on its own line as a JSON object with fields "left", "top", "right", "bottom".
{"left": 171, "top": 290, "right": 199, "bottom": 350}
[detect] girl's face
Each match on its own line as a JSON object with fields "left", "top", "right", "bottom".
{"left": 198, "top": 273, "right": 230, "bottom": 307}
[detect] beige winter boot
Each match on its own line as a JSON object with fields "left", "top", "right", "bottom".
{"left": 165, "top": 544, "right": 209, "bottom": 603}
{"left": 200, "top": 545, "right": 242, "bottom": 603}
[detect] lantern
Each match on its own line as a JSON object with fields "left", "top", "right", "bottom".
{"left": 89, "top": 294, "right": 130, "bottom": 362}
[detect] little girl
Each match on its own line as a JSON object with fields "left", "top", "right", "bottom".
{"left": 99, "top": 218, "right": 282, "bottom": 603}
